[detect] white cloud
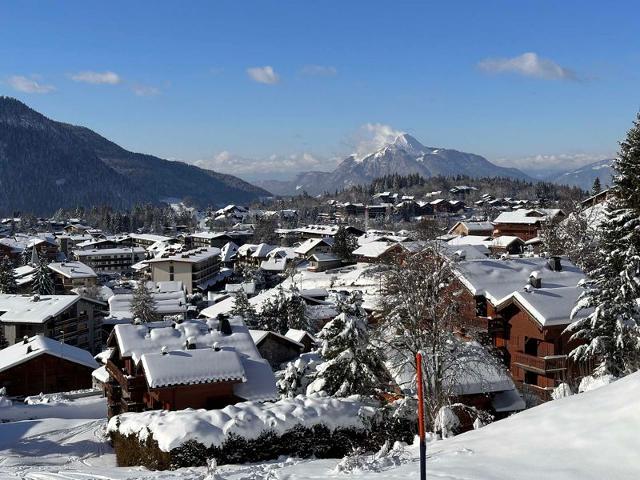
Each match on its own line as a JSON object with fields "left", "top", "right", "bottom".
{"left": 300, "top": 65, "right": 337, "bottom": 77}
{"left": 493, "top": 152, "right": 614, "bottom": 174}
{"left": 194, "top": 151, "right": 338, "bottom": 178}
{"left": 7, "top": 75, "right": 55, "bottom": 94}
{"left": 131, "top": 84, "right": 161, "bottom": 96}
{"left": 349, "top": 123, "right": 404, "bottom": 159}
{"left": 478, "top": 52, "right": 577, "bottom": 81}
{"left": 247, "top": 66, "right": 280, "bottom": 85}
{"left": 70, "top": 70, "right": 121, "bottom": 85}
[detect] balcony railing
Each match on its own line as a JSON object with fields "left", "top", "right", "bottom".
{"left": 512, "top": 351, "right": 567, "bottom": 373}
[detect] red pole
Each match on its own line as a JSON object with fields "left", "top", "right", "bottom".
{"left": 416, "top": 351, "right": 426, "bottom": 480}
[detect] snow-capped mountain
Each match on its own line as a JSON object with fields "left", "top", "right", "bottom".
{"left": 260, "top": 134, "right": 531, "bottom": 195}
{"left": 549, "top": 158, "right": 614, "bottom": 190}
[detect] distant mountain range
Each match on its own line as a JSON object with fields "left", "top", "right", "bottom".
{"left": 547, "top": 158, "right": 614, "bottom": 191}
{"left": 0, "top": 97, "right": 270, "bottom": 215}
{"left": 256, "top": 134, "right": 531, "bottom": 196}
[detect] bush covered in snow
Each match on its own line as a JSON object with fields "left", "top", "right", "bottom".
{"left": 578, "top": 374, "right": 616, "bottom": 393}
{"left": 0, "top": 387, "right": 12, "bottom": 408}
{"left": 109, "top": 394, "right": 417, "bottom": 470}
{"left": 334, "top": 441, "right": 410, "bottom": 474}
{"left": 434, "top": 403, "right": 493, "bottom": 438}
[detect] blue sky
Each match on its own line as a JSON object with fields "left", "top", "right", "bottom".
{"left": 1, "top": 1, "right": 639, "bottom": 180}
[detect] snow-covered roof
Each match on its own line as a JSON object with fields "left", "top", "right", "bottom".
{"left": 492, "top": 209, "right": 561, "bottom": 225}
{"left": 0, "top": 335, "right": 98, "bottom": 373}
{"left": 220, "top": 241, "right": 239, "bottom": 262}
{"left": 141, "top": 348, "right": 246, "bottom": 388}
{"left": 285, "top": 328, "right": 316, "bottom": 344}
{"left": 447, "top": 235, "right": 491, "bottom": 246}
{"left": 294, "top": 238, "right": 334, "bottom": 255}
{"left": 146, "top": 247, "right": 221, "bottom": 264}
{"left": 309, "top": 253, "right": 340, "bottom": 262}
{"left": 249, "top": 329, "right": 304, "bottom": 349}
{"left": 251, "top": 243, "right": 276, "bottom": 258}
{"left": 352, "top": 241, "right": 400, "bottom": 259}
{"left": 128, "top": 233, "right": 173, "bottom": 243}
{"left": 48, "top": 261, "right": 97, "bottom": 279}
{"left": 454, "top": 257, "right": 587, "bottom": 326}
{"left": 74, "top": 247, "right": 146, "bottom": 257}
{"left": 112, "top": 317, "right": 276, "bottom": 402}
{"left": 0, "top": 294, "right": 81, "bottom": 324}
{"left": 490, "top": 236, "right": 524, "bottom": 248}
{"left": 448, "top": 221, "right": 493, "bottom": 234}
{"left": 108, "top": 289, "right": 186, "bottom": 319}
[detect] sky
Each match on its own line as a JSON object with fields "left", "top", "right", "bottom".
{"left": 1, "top": 1, "right": 639, "bottom": 181}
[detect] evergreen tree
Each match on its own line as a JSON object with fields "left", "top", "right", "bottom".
{"left": 230, "top": 291, "right": 258, "bottom": 327}
{"left": 131, "top": 281, "right": 160, "bottom": 323}
{"left": 0, "top": 256, "right": 18, "bottom": 294}
{"left": 568, "top": 113, "right": 640, "bottom": 377}
{"left": 32, "top": 253, "right": 54, "bottom": 295}
{"left": 259, "top": 286, "right": 310, "bottom": 334}
{"left": 332, "top": 226, "right": 358, "bottom": 262}
{"left": 310, "top": 292, "right": 385, "bottom": 396}
{"left": 592, "top": 177, "right": 602, "bottom": 195}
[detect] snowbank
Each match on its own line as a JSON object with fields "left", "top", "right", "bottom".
{"left": 108, "top": 395, "right": 376, "bottom": 452}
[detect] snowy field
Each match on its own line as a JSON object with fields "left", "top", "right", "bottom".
{"left": 0, "top": 372, "right": 639, "bottom": 479}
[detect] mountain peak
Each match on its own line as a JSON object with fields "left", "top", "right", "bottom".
{"left": 0, "top": 96, "right": 48, "bottom": 127}
{"left": 390, "top": 133, "right": 427, "bottom": 155}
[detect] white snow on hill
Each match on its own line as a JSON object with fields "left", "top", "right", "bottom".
{"left": 0, "top": 371, "right": 638, "bottom": 478}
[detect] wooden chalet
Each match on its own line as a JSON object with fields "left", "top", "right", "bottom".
{"left": 454, "top": 255, "right": 590, "bottom": 401}
{"left": 104, "top": 317, "right": 277, "bottom": 418}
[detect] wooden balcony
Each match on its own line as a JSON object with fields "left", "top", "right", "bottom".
{"left": 512, "top": 351, "right": 567, "bottom": 374}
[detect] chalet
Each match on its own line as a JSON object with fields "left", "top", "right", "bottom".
{"left": 48, "top": 261, "right": 97, "bottom": 293}
{"left": 0, "top": 294, "right": 105, "bottom": 353}
{"left": 294, "top": 225, "right": 365, "bottom": 241}
{"left": 0, "top": 335, "right": 98, "bottom": 397}
{"left": 454, "top": 256, "right": 590, "bottom": 401}
{"left": 338, "top": 202, "right": 366, "bottom": 217}
{"left": 73, "top": 247, "right": 146, "bottom": 273}
{"left": 580, "top": 188, "right": 610, "bottom": 208}
{"left": 294, "top": 237, "right": 334, "bottom": 259}
{"left": 448, "top": 221, "right": 494, "bottom": 237}
{"left": 352, "top": 241, "right": 404, "bottom": 263}
{"left": 366, "top": 204, "right": 390, "bottom": 218}
{"left": 104, "top": 317, "right": 277, "bottom": 417}
{"left": 260, "top": 247, "right": 297, "bottom": 273}
{"left": 285, "top": 328, "right": 317, "bottom": 353}
{"left": 249, "top": 330, "right": 304, "bottom": 368}
{"left": 488, "top": 236, "right": 525, "bottom": 256}
{"left": 308, "top": 253, "right": 342, "bottom": 272}
{"left": 492, "top": 209, "right": 565, "bottom": 241}
{"left": 187, "top": 231, "right": 235, "bottom": 249}
{"left": 146, "top": 247, "right": 221, "bottom": 293}
{"left": 128, "top": 233, "right": 173, "bottom": 250}
{"left": 220, "top": 241, "right": 239, "bottom": 267}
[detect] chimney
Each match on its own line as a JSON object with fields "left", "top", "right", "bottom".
{"left": 218, "top": 315, "right": 232, "bottom": 335}
{"left": 22, "top": 336, "right": 28, "bottom": 344}
{"left": 529, "top": 271, "right": 542, "bottom": 289}
{"left": 186, "top": 336, "right": 196, "bottom": 350}
{"left": 548, "top": 256, "right": 562, "bottom": 272}
{"left": 161, "top": 345, "right": 168, "bottom": 355}
{"left": 212, "top": 342, "right": 221, "bottom": 352}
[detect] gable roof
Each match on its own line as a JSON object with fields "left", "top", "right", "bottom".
{"left": 454, "top": 257, "right": 587, "bottom": 327}
{"left": 0, "top": 335, "right": 98, "bottom": 373}
{"left": 141, "top": 348, "right": 245, "bottom": 388}
{"left": 0, "top": 294, "right": 81, "bottom": 324}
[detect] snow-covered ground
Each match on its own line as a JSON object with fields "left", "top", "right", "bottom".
{"left": 0, "top": 371, "right": 639, "bottom": 479}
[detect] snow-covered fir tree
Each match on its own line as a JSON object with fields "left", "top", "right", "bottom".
{"left": 332, "top": 226, "right": 357, "bottom": 262}
{"left": 309, "top": 291, "right": 386, "bottom": 397}
{"left": 259, "top": 286, "right": 310, "bottom": 334}
{"left": 568, "top": 112, "right": 640, "bottom": 377}
{"left": 592, "top": 177, "right": 602, "bottom": 195}
{"left": 131, "top": 281, "right": 160, "bottom": 323}
{"left": 230, "top": 291, "right": 258, "bottom": 327}
{"left": 32, "top": 253, "right": 54, "bottom": 295}
{"left": 0, "top": 256, "right": 18, "bottom": 294}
